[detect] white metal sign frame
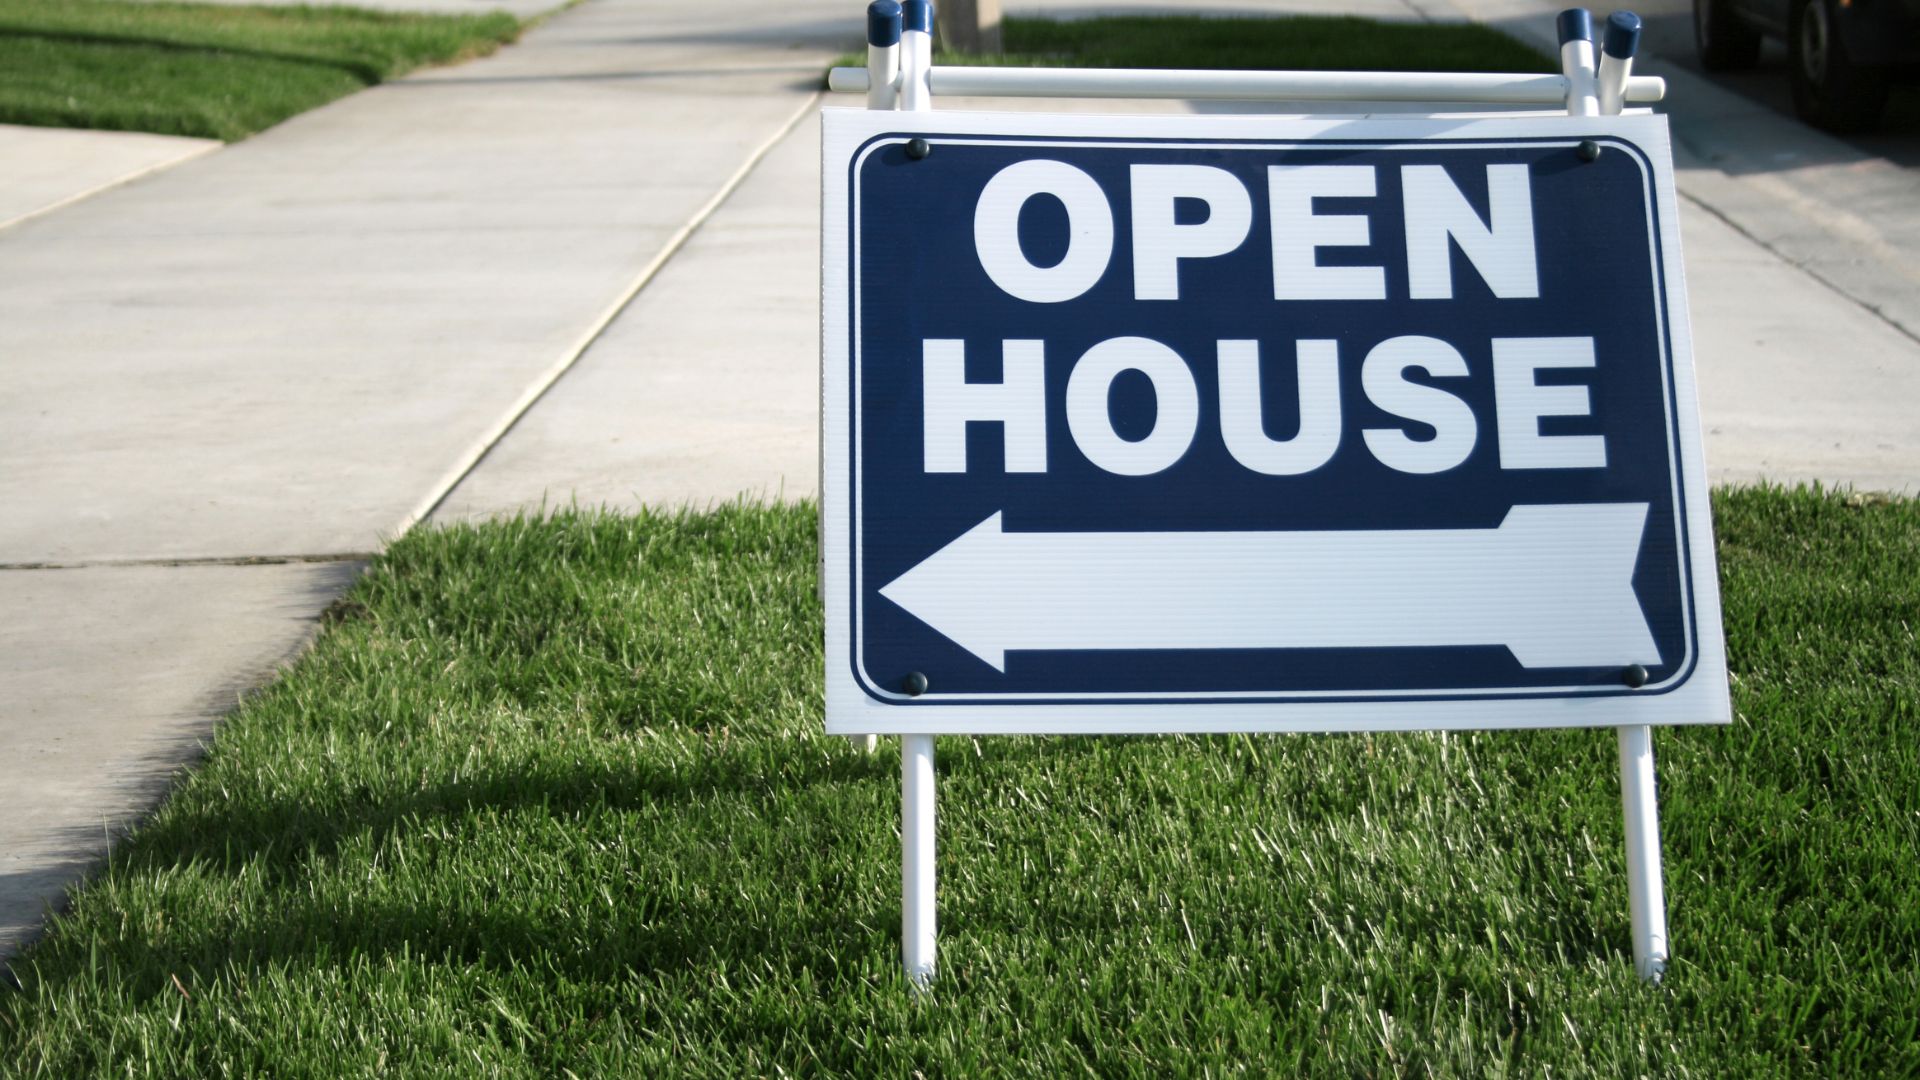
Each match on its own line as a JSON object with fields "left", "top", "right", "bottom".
{"left": 822, "top": 0, "right": 1716, "bottom": 987}
{"left": 824, "top": 115, "right": 1727, "bottom": 733}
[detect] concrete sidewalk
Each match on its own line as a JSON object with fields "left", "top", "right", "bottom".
{"left": 158, "top": 0, "right": 565, "bottom": 17}
{"left": 0, "top": 0, "right": 860, "bottom": 956}
{"left": 5, "top": 0, "right": 1917, "bottom": 960}
{"left": 0, "top": 125, "right": 219, "bottom": 232}
{"left": 435, "top": 0, "right": 1920, "bottom": 522}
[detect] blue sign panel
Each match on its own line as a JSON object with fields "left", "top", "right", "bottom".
{"left": 822, "top": 110, "right": 1728, "bottom": 732}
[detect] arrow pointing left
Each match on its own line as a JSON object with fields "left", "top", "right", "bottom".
{"left": 877, "top": 504, "right": 1660, "bottom": 673}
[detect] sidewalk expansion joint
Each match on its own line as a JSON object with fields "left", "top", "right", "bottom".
{"left": 0, "top": 553, "right": 373, "bottom": 571}
{"left": 396, "top": 89, "right": 825, "bottom": 534}
{"left": 1678, "top": 188, "right": 1920, "bottom": 350}
{"left": 0, "top": 138, "right": 222, "bottom": 235}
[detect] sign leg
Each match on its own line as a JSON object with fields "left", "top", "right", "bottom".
{"left": 897, "top": 0, "right": 937, "bottom": 982}
{"left": 1617, "top": 723, "right": 1669, "bottom": 982}
{"left": 849, "top": 0, "right": 902, "bottom": 757}
{"left": 902, "top": 733, "right": 937, "bottom": 984}
{"left": 865, "top": 1, "right": 901, "bottom": 110}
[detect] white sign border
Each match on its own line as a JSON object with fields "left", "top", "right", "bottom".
{"left": 821, "top": 108, "right": 1730, "bottom": 735}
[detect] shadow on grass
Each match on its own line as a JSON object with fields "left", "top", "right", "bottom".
{"left": 0, "top": 26, "right": 388, "bottom": 83}
{"left": 119, "top": 740, "right": 892, "bottom": 876}
{"left": 31, "top": 744, "right": 896, "bottom": 998}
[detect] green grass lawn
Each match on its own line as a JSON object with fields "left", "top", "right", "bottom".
{"left": 1, "top": 487, "right": 1916, "bottom": 1075}
{"left": 836, "top": 14, "right": 1556, "bottom": 75}
{"left": 0, "top": 0, "right": 521, "bottom": 141}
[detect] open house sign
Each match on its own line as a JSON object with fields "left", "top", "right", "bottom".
{"left": 821, "top": 108, "right": 1729, "bottom": 735}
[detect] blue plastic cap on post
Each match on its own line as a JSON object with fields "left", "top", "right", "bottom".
{"left": 1603, "top": 11, "right": 1642, "bottom": 58}
{"left": 903, "top": 0, "right": 933, "bottom": 33}
{"left": 868, "top": 0, "right": 902, "bottom": 46}
{"left": 1557, "top": 8, "right": 1594, "bottom": 43}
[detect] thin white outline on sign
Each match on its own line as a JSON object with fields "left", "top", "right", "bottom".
{"left": 845, "top": 133, "right": 1694, "bottom": 706}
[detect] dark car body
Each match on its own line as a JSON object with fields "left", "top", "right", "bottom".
{"left": 1696, "top": 0, "right": 1920, "bottom": 129}
{"left": 1731, "top": 0, "right": 1920, "bottom": 63}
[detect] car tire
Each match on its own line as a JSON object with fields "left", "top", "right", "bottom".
{"left": 1789, "top": 0, "right": 1890, "bottom": 132}
{"left": 1694, "top": 0, "right": 1762, "bottom": 70}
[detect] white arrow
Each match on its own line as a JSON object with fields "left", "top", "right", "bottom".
{"left": 878, "top": 503, "right": 1660, "bottom": 673}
